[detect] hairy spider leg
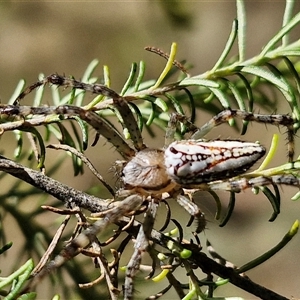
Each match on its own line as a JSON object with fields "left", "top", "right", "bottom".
{"left": 13, "top": 73, "right": 146, "bottom": 153}
{"left": 124, "top": 200, "right": 158, "bottom": 300}
{"left": 0, "top": 104, "right": 135, "bottom": 159}
{"left": 208, "top": 174, "right": 300, "bottom": 192}
{"left": 192, "top": 109, "right": 296, "bottom": 161}
{"left": 34, "top": 194, "right": 144, "bottom": 278}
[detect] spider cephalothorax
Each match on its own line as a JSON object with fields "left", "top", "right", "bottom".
{"left": 122, "top": 148, "right": 177, "bottom": 195}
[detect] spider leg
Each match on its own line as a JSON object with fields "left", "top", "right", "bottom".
{"left": 14, "top": 74, "right": 119, "bottom": 104}
{"left": 164, "top": 113, "right": 181, "bottom": 148}
{"left": 164, "top": 113, "right": 198, "bottom": 148}
{"left": 175, "top": 193, "right": 206, "bottom": 233}
{"left": 0, "top": 104, "right": 136, "bottom": 159}
{"left": 71, "top": 107, "right": 136, "bottom": 159}
{"left": 110, "top": 96, "right": 146, "bottom": 152}
{"left": 191, "top": 109, "right": 296, "bottom": 161}
{"left": 33, "top": 194, "right": 144, "bottom": 281}
{"left": 45, "top": 74, "right": 146, "bottom": 152}
{"left": 13, "top": 73, "right": 146, "bottom": 152}
{"left": 206, "top": 240, "right": 238, "bottom": 270}
{"left": 124, "top": 200, "right": 158, "bottom": 300}
{"left": 208, "top": 174, "right": 300, "bottom": 192}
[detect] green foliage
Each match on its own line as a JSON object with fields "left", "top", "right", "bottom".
{"left": 0, "top": 259, "right": 35, "bottom": 300}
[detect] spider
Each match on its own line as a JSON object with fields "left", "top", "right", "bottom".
{"left": 1, "top": 74, "right": 298, "bottom": 299}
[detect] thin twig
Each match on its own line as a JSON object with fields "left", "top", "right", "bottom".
{"left": 32, "top": 215, "right": 71, "bottom": 275}
{"left": 41, "top": 205, "right": 81, "bottom": 215}
{"left": 0, "top": 155, "right": 112, "bottom": 213}
{"left": 47, "top": 143, "right": 115, "bottom": 196}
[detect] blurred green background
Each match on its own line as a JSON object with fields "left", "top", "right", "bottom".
{"left": 0, "top": 1, "right": 299, "bottom": 299}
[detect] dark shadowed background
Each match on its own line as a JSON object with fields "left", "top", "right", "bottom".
{"left": 0, "top": 2, "right": 299, "bottom": 299}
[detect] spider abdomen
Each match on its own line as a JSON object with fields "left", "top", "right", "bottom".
{"left": 165, "top": 140, "right": 266, "bottom": 185}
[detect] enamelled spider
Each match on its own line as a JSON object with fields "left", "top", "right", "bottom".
{"left": 0, "top": 74, "right": 299, "bottom": 299}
